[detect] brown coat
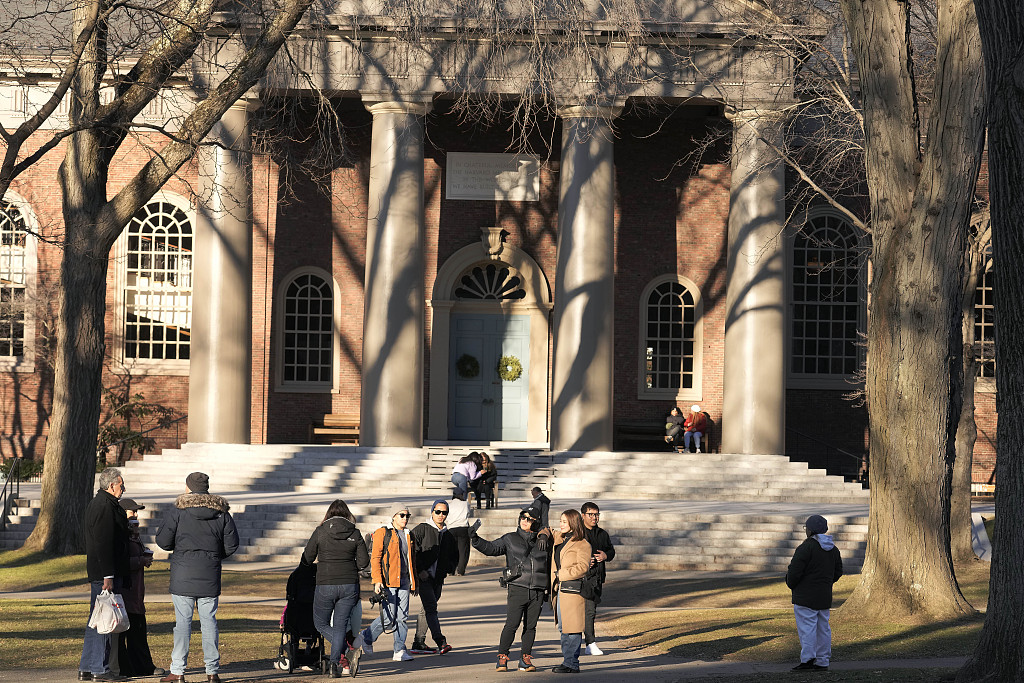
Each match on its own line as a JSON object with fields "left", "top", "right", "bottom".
{"left": 549, "top": 532, "right": 592, "bottom": 634}
{"left": 370, "top": 526, "right": 417, "bottom": 591}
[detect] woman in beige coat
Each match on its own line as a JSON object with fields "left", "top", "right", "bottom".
{"left": 549, "top": 509, "right": 592, "bottom": 673}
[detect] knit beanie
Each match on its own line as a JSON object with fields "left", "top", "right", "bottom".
{"left": 805, "top": 514, "right": 828, "bottom": 535}
{"left": 186, "top": 471, "right": 210, "bottom": 494}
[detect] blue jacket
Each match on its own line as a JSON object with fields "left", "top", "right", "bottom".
{"left": 156, "top": 493, "right": 239, "bottom": 597}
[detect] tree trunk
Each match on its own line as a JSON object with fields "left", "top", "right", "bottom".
{"left": 952, "top": 225, "right": 988, "bottom": 568}
{"left": 957, "top": 1, "right": 1024, "bottom": 679}
{"left": 837, "top": 0, "right": 985, "bottom": 622}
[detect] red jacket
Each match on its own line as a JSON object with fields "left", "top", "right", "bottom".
{"left": 685, "top": 412, "right": 707, "bottom": 433}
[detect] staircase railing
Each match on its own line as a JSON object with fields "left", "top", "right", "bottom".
{"left": 1, "top": 456, "right": 23, "bottom": 532}
{"left": 785, "top": 427, "right": 869, "bottom": 484}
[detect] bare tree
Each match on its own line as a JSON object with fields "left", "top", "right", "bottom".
{"left": 957, "top": 1, "right": 1024, "bottom": 678}
{"left": 0, "top": 0, "right": 316, "bottom": 554}
{"left": 834, "top": 0, "right": 986, "bottom": 621}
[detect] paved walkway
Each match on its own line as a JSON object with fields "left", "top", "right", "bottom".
{"left": 3, "top": 566, "right": 976, "bottom": 682}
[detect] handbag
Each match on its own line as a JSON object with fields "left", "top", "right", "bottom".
{"left": 88, "top": 590, "right": 131, "bottom": 634}
{"left": 559, "top": 579, "right": 583, "bottom": 594}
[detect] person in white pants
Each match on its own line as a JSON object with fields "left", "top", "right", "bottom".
{"left": 785, "top": 514, "right": 843, "bottom": 671}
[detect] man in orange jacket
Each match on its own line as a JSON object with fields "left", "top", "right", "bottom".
{"left": 360, "top": 506, "right": 417, "bottom": 662}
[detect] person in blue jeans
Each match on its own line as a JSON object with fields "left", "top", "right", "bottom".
{"left": 155, "top": 472, "right": 238, "bottom": 683}
{"left": 361, "top": 507, "right": 417, "bottom": 662}
{"left": 303, "top": 500, "right": 369, "bottom": 678}
{"left": 79, "top": 467, "right": 130, "bottom": 682}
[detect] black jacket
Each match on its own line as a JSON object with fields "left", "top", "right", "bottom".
{"left": 84, "top": 489, "right": 131, "bottom": 583}
{"left": 156, "top": 493, "right": 239, "bottom": 597}
{"left": 786, "top": 535, "right": 844, "bottom": 610}
{"left": 583, "top": 525, "right": 615, "bottom": 585}
{"left": 411, "top": 522, "right": 459, "bottom": 580}
{"left": 302, "top": 516, "right": 369, "bottom": 585}
{"left": 530, "top": 493, "right": 551, "bottom": 527}
{"left": 473, "top": 527, "right": 551, "bottom": 591}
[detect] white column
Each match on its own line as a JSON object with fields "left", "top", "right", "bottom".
{"left": 188, "top": 99, "right": 254, "bottom": 444}
{"left": 722, "top": 109, "right": 786, "bottom": 455}
{"left": 359, "top": 98, "right": 430, "bottom": 447}
{"left": 550, "top": 105, "right": 619, "bottom": 452}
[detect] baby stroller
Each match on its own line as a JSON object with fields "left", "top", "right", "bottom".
{"left": 274, "top": 559, "right": 326, "bottom": 674}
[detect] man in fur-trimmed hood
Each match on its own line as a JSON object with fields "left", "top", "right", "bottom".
{"left": 156, "top": 472, "right": 238, "bottom": 682}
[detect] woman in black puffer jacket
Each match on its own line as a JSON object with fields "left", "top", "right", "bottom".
{"left": 302, "top": 500, "right": 370, "bottom": 678}
{"left": 471, "top": 507, "right": 551, "bottom": 672}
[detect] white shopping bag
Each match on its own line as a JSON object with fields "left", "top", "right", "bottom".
{"left": 88, "top": 590, "right": 131, "bottom": 634}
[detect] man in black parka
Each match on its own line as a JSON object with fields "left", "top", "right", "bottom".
{"left": 156, "top": 472, "right": 238, "bottom": 683}
{"left": 786, "top": 514, "right": 843, "bottom": 672}
{"left": 79, "top": 467, "right": 131, "bottom": 682}
{"left": 472, "top": 507, "right": 551, "bottom": 672}
{"left": 580, "top": 501, "right": 615, "bottom": 656}
{"left": 410, "top": 499, "right": 460, "bottom": 655}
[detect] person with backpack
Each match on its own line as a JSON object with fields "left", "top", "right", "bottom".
{"left": 471, "top": 507, "right": 551, "bottom": 672}
{"left": 302, "top": 500, "right": 369, "bottom": 678}
{"left": 360, "top": 507, "right": 417, "bottom": 663}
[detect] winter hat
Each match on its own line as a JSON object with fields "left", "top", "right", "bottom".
{"left": 186, "top": 471, "right": 210, "bottom": 494}
{"left": 431, "top": 499, "right": 450, "bottom": 513}
{"left": 805, "top": 514, "right": 828, "bottom": 535}
{"left": 521, "top": 507, "right": 539, "bottom": 521}
{"left": 392, "top": 505, "right": 411, "bottom": 520}
{"left": 691, "top": 404, "right": 701, "bottom": 412}
{"left": 119, "top": 498, "right": 145, "bottom": 511}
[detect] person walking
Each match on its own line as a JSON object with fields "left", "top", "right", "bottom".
{"left": 786, "top": 514, "right": 843, "bottom": 672}
{"left": 410, "top": 500, "right": 459, "bottom": 654}
{"left": 446, "top": 489, "right": 472, "bottom": 576}
{"left": 580, "top": 501, "right": 615, "bottom": 656}
{"left": 79, "top": 467, "right": 131, "bottom": 682}
{"left": 360, "top": 506, "right": 417, "bottom": 663}
{"left": 529, "top": 487, "right": 550, "bottom": 528}
{"left": 549, "top": 509, "right": 592, "bottom": 674}
{"left": 156, "top": 472, "right": 239, "bottom": 683}
{"left": 116, "top": 498, "right": 163, "bottom": 678}
{"left": 471, "top": 507, "right": 551, "bottom": 672}
{"left": 302, "top": 499, "right": 370, "bottom": 678}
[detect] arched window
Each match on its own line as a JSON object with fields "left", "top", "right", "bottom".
{"left": 454, "top": 263, "right": 527, "bottom": 300}
{"left": 0, "top": 197, "right": 35, "bottom": 366}
{"left": 790, "top": 211, "right": 866, "bottom": 382}
{"left": 278, "top": 268, "right": 337, "bottom": 391}
{"left": 122, "top": 200, "right": 193, "bottom": 364}
{"left": 638, "top": 276, "right": 703, "bottom": 400}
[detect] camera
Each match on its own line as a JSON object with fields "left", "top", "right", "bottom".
{"left": 368, "top": 591, "right": 387, "bottom": 606}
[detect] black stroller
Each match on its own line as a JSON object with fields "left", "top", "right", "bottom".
{"left": 274, "top": 559, "right": 326, "bottom": 674}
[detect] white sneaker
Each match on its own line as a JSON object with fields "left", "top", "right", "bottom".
{"left": 585, "top": 643, "right": 604, "bottom": 655}
{"left": 393, "top": 649, "right": 414, "bottom": 662}
{"left": 696, "top": 448, "right": 701, "bottom": 454}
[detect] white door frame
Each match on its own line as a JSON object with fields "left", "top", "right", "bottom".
{"left": 427, "top": 228, "right": 552, "bottom": 442}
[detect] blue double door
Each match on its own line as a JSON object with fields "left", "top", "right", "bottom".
{"left": 449, "top": 313, "right": 530, "bottom": 441}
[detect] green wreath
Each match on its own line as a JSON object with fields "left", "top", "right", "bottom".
{"left": 497, "top": 355, "right": 523, "bottom": 382}
{"left": 456, "top": 354, "right": 480, "bottom": 378}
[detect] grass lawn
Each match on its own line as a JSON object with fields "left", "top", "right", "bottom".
{"left": 0, "top": 599, "right": 281, "bottom": 670}
{"left": 605, "top": 560, "right": 991, "bottom": 665}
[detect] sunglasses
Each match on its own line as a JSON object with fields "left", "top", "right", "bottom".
{"left": 432, "top": 509, "right": 449, "bottom": 515}
{"left": 397, "top": 513, "right": 411, "bottom": 518}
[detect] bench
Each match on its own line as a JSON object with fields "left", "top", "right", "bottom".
{"left": 309, "top": 413, "right": 360, "bottom": 445}
{"left": 423, "top": 448, "right": 555, "bottom": 507}
{"left": 614, "top": 414, "right": 716, "bottom": 453}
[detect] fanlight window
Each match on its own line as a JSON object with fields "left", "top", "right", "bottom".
{"left": 0, "top": 200, "right": 28, "bottom": 357}
{"left": 643, "top": 281, "right": 697, "bottom": 391}
{"left": 282, "top": 273, "right": 333, "bottom": 384}
{"left": 454, "top": 264, "right": 526, "bottom": 300}
{"left": 124, "top": 201, "right": 193, "bottom": 360}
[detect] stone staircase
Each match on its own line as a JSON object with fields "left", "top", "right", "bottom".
{"left": 0, "top": 444, "right": 870, "bottom": 571}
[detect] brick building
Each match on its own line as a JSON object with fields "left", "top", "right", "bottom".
{"left": 0, "top": 1, "right": 997, "bottom": 485}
